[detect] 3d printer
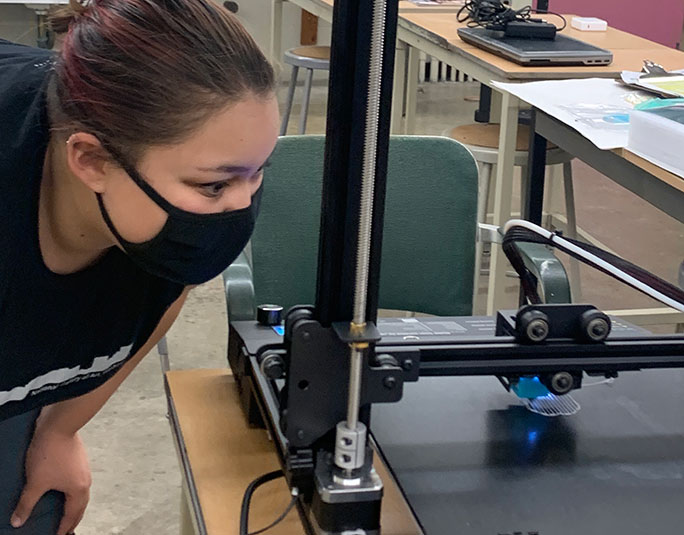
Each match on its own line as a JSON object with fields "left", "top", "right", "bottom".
{"left": 226, "top": 1, "right": 684, "bottom": 533}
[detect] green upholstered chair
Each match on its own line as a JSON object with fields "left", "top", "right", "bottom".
{"left": 223, "top": 135, "right": 570, "bottom": 321}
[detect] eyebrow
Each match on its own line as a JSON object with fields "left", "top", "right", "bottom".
{"left": 197, "top": 164, "right": 252, "bottom": 173}
{"left": 197, "top": 157, "right": 272, "bottom": 175}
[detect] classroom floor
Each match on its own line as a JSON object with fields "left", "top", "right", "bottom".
{"left": 77, "top": 79, "right": 683, "bottom": 534}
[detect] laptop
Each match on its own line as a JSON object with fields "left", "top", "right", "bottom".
{"left": 458, "top": 27, "right": 613, "bottom": 66}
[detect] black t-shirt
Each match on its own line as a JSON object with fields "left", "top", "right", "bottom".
{"left": 0, "top": 40, "right": 184, "bottom": 421}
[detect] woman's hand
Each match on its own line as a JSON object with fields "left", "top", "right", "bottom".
{"left": 11, "top": 424, "right": 91, "bottom": 535}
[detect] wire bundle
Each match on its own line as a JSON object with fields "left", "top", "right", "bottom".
{"left": 457, "top": 0, "right": 566, "bottom": 31}
{"left": 457, "top": 0, "right": 532, "bottom": 30}
{"left": 502, "top": 220, "right": 684, "bottom": 312}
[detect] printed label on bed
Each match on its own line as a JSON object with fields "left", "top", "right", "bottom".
{"left": 378, "top": 319, "right": 467, "bottom": 336}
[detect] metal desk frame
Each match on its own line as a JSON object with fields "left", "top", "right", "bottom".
{"left": 525, "top": 108, "right": 684, "bottom": 327}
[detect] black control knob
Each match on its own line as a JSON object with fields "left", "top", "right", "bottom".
{"left": 257, "top": 304, "right": 283, "bottom": 326}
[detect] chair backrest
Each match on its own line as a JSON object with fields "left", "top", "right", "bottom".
{"left": 251, "top": 135, "right": 479, "bottom": 316}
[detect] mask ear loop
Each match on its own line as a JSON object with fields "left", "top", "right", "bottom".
{"left": 95, "top": 192, "right": 130, "bottom": 247}
{"left": 62, "top": 134, "right": 134, "bottom": 245}
{"left": 96, "top": 138, "right": 177, "bottom": 213}
{"left": 86, "top": 137, "right": 169, "bottom": 248}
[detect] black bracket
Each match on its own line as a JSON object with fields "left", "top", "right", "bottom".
{"left": 497, "top": 304, "right": 612, "bottom": 345}
{"left": 280, "top": 316, "right": 417, "bottom": 448}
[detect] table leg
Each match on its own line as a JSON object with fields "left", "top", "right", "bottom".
{"left": 474, "top": 84, "right": 492, "bottom": 123}
{"left": 562, "top": 160, "right": 583, "bottom": 302}
{"left": 429, "top": 55, "right": 439, "bottom": 82}
{"left": 486, "top": 92, "right": 519, "bottom": 315}
{"left": 391, "top": 42, "right": 407, "bottom": 134}
{"left": 403, "top": 45, "right": 419, "bottom": 134}
{"left": 489, "top": 90, "right": 503, "bottom": 125}
{"left": 36, "top": 13, "right": 52, "bottom": 49}
{"left": 516, "top": 108, "right": 549, "bottom": 305}
{"left": 524, "top": 108, "right": 547, "bottom": 225}
{"left": 180, "top": 486, "right": 196, "bottom": 535}
{"left": 270, "top": 0, "right": 284, "bottom": 63}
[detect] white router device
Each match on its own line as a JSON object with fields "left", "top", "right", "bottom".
{"left": 571, "top": 17, "right": 608, "bottom": 31}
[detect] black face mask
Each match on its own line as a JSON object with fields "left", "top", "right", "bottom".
{"left": 96, "top": 154, "right": 262, "bottom": 286}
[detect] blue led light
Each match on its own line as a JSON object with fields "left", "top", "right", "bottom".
{"left": 511, "top": 376, "right": 550, "bottom": 399}
{"left": 272, "top": 325, "right": 285, "bottom": 336}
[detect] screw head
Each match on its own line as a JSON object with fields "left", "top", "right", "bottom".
{"left": 592, "top": 324, "right": 605, "bottom": 336}
{"left": 587, "top": 318, "right": 609, "bottom": 341}
{"left": 402, "top": 359, "right": 414, "bottom": 371}
{"left": 551, "top": 372, "right": 574, "bottom": 394}
{"left": 556, "top": 375, "right": 571, "bottom": 389}
{"left": 580, "top": 310, "right": 611, "bottom": 343}
{"left": 526, "top": 318, "right": 549, "bottom": 342}
{"left": 296, "top": 429, "right": 305, "bottom": 440}
{"left": 383, "top": 376, "right": 397, "bottom": 389}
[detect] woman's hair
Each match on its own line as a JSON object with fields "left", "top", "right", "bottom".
{"left": 48, "top": 0, "right": 275, "bottom": 163}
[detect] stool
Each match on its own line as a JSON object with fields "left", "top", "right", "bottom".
{"left": 281, "top": 46, "right": 330, "bottom": 135}
{"left": 445, "top": 123, "right": 580, "bottom": 301}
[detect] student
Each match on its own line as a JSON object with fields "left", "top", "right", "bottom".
{"left": 0, "top": 1, "right": 278, "bottom": 533}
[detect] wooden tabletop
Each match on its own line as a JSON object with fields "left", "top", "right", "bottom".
{"left": 398, "top": 1, "right": 464, "bottom": 14}
{"left": 467, "top": 47, "right": 684, "bottom": 80}
{"left": 615, "top": 148, "right": 684, "bottom": 195}
{"left": 290, "top": 1, "right": 684, "bottom": 79}
{"left": 299, "top": 0, "right": 464, "bottom": 13}
{"left": 398, "top": 12, "right": 684, "bottom": 80}
{"left": 166, "top": 369, "right": 423, "bottom": 535}
{"left": 295, "top": 0, "right": 333, "bottom": 8}
{"left": 400, "top": 12, "right": 663, "bottom": 50}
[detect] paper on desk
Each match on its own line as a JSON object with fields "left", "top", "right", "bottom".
{"left": 493, "top": 78, "right": 652, "bottom": 150}
{"left": 621, "top": 70, "right": 684, "bottom": 98}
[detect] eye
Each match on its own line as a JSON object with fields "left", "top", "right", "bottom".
{"left": 197, "top": 180, "right": 230, "bottom": 198}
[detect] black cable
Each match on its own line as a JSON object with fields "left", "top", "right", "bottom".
{"left": 248, "top": 495, "right": 298, "bottom": 535}
{"left": 501, "top": 228, "right": 546, "bottom": 304}
{"left": 239, "top": 470, "right": 299, "bottom": 535}
{"left": 457, "top": 0, "right": 566, "bottom": 31}
{"left": 503, "top": 224, "right": 684, "bottom": 307}
{"left": 457, "top": 0, "right": 529, "bottom": 30}
{"left": 532, "top": 9, "right": 567, "bottom": 31}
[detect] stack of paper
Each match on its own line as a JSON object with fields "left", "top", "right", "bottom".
{"left": 493, "top": 78, "right": 651, "bottom": 150}
{"left": 628, "top": 103, "right": 684, "bottom": 179}
{"left": 621, "top": 70, "right": 684, "bottom": 99}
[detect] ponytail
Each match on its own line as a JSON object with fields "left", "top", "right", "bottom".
{"left": 49, "top": 0, "right": 88, "bottom": 34}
